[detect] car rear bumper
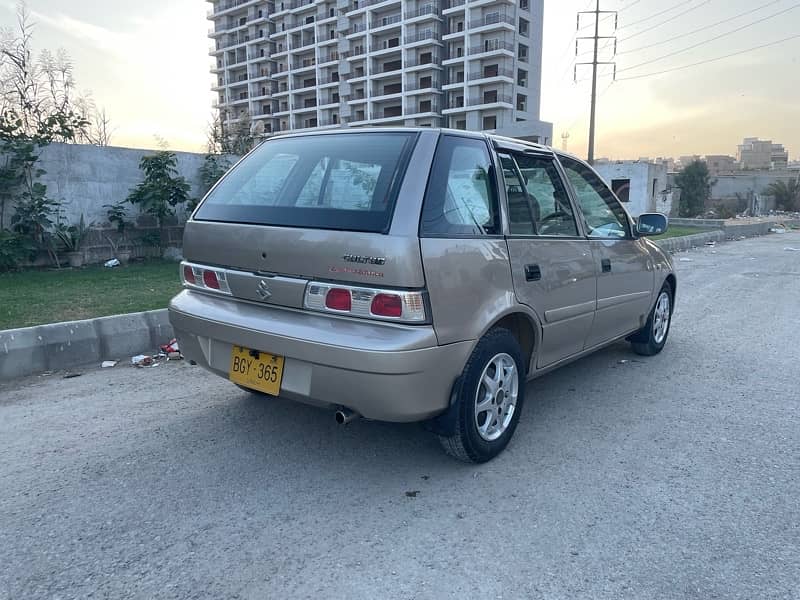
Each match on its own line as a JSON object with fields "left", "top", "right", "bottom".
{"left": 168, "top": 290, "right": 472, "bottom": 422}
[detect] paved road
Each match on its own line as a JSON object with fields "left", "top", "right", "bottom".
{"left": 2, "top": 234, "right": 799, "bottom": 600}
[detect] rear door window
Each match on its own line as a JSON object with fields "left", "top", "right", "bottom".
{"left": 420, "top": 135, "right": 500, "bottom": 236}
{"left": 194, "top": 132, "right": 417, "bottom": 233}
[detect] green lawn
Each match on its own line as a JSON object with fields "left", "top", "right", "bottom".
{"left": 0, "top": 261, "right": 182, "bottom": 330}
{"left": 652, "top": 226, "right": 710, "bottom": 240}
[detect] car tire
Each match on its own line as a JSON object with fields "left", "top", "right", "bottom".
{"left": 630, "top": 282, "right": 673, "bottom": 356}
{"left": 438, "top": 328, "right": 526, "bottom": 463}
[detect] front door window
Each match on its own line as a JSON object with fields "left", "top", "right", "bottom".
{"left": 558, "top": 156, "right": 631, "bottom": 239}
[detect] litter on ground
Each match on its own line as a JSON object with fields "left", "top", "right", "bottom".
{"left": 104, "top": 258, "right": 121, "bottom": 268}
{"left": 101, "top": 360, "right": 118, "bottom": 368}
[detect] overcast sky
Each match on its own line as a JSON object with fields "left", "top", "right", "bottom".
{"left": 2, "top": 0, "right": 798, "bottom": 159}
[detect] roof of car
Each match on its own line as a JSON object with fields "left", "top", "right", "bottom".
{"left": 268, "top": 126, "right": 555, "bottom": 154}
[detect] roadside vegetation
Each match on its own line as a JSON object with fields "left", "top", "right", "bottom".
{"left": 651, "top": 225, "right": 709, "bottom": 240}
{"left": 0, "top": 260, "right": 181, "bottom": 329}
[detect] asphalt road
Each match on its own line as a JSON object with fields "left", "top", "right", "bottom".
{"left": 2, "top": 233, "right": 799, "bottom": 600}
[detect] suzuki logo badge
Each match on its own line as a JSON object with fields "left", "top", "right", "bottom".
{"left": 257, "top": 279, "right": 272, "bottom": 300}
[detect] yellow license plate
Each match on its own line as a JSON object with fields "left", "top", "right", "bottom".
{"left": 229, "top": 346, "right": 285, "bottom": 396}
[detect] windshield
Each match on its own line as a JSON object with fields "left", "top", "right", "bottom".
{"left": 194, "top": 132, "right": 418, "bottom": 233}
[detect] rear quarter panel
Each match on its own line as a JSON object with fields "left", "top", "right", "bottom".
{"left": 421, "top": 238, "right": 526, "bottom": 345}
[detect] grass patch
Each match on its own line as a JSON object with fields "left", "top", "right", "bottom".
{"left": 651, "top": 226, "right": 711, "bottom": 240}
{"left": 0, "top": 260, "right": 182, "bottom": 330}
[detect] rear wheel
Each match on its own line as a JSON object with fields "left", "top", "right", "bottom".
{"left": 438, "top": 328, "right": 525, "bottom": 463}
{"left": 630, "top": 282, "right": 673, "bottom": 356}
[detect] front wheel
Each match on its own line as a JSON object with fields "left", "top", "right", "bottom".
{"left": 630, "top": 282, "right": 673, "bottom": 356}
{"left": 438, "top": 328, "right": 526, "bottom": 463}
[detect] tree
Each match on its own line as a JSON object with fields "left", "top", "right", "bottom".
{"left": 0, "top": 3, "right": 89, "bottom": 142}
{"left": 766, "top": 179, "right": 800, "bottom": 212}
{"left": 675, "top": 160, "right": 714, "bottom": 218}
{"left": 207, "top": 109, "right": 254, "bottom": 156}
{"left": 126, "top": 151, "right": 191, "bottom": 250}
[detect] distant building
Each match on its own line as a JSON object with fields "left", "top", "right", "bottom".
{"left": 593, "top": 160, "right": 672, "bottom": 217}
{"left": 207, "top": 0, "right": 552, "bottom": 142}
{"left": 676, "top": 155, "right": 701, "bottom": 170}
{"left": 737, "top": 137, "right": 789, "bottom": 170}
{"left": 704, "top": 154, "right": 737, "bottom": 175}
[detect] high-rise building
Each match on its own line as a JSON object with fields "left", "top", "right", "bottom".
{"left": 208, "top": 0, "right": 552, "bottom": 143}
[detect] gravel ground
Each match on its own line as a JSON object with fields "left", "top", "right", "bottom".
{"left": 1, "top": 233, "right": 798, "bottom": 600}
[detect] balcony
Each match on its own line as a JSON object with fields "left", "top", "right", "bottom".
{"left": 342, "top": 47, "right": 366, "bottom": 59}
{"left": 292, "top": 57, "right": 317, "bottom": 70}
{"left": 443, "top": 0, "right": 466, "bottom": 14}
{"left": 406, "top": 54, "right": 440, "bottom": 68}
{"left": 468, "top": 93, "right": 513, "bottom": 107}
{"left": 407, "top": 102, "right": 441, "bottom": 115}
{"left": 290, "top": 38, "right": 316, "bottom": 50}
{"left": 209, "top": 0, "right": 261, "bottom": 18}
{"left": 469, "top": 13, "right": 514, "bottom": 29}
{"left": 371, "top": 14, "right": 402, "bottom": 29}
{"left": 316, "top": 11, "right": 337, "bottom": 23}
{"left": 346, "top": 23, "right": 367, "bottom": 37}
{"left": 467, "top": 67, "right": 514, "bottom": 82}
{"left": 468, "top": 40, "right": 514, "bottom": 56}
{"left": 289, "top": 0, "right": 316, "bottom": 11}
{"left": 318, "top": 51, "right": 339, "bottom": 64}
{"left": 405, "top": 29, "right": 440, "bottom": 45}
{"left": 406, "top": 79, "right": 440, "bottom": 91}
{"left": 346, "top": 0, "right": 399, "bottom": 14}
{"left": 405, "top": 4, "right": 440, "bottom": 20}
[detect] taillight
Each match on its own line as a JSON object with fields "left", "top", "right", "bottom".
{"left": 304, "top": 282, "right": 426, "bottom": 323}
{"left": 203, "top": 270, "right": 221, "bottom": 289}
{"left": 325, "top": 288, "right": 352, "bottom": 311}
{"left": 371, "top": 293, "right": 402, "bottom": 318}
{"left": 181, "top": 262, "right": 231, "bottom": 295}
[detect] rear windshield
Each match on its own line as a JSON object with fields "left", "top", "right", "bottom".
{"left": 194, "top": 132, "right": 418, "bottom": 233}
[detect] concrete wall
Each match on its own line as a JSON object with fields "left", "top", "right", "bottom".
{"left": 711, "top": 171, "right": 799, "bottom": 201}
{"left": 594, "top": 161, "right": 671, "bottom": 217}
{"left": 1, "top": 143, "right": 235, "bottom": 228}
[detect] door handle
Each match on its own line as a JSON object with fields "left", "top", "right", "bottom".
{"left": 525, "top": 264, "right": 542, "bottom": 281}
{"left": 601, "top": 258, "right": 612, "bottom": 273}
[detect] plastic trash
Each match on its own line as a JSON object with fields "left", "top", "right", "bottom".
{"left": 679, "top": 258, "right": 693, "bottom": 262}
{"left": 160, "top": 338, "right": 179, "bottom": 353}
{"left": 784, "top": 247, "right": 800, "bottom": 252}
{"left": 131, "top": 354, "right": 154, "bottom": 367}
{"left": 101, "top": 360, "right": 118, "bottom": 368}
{"left": 104, "top": 258, "right": 121, "bottom": 268}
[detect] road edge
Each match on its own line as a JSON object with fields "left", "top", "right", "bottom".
{"left": 0, "top": 309, "right": 173, "bottom": 380}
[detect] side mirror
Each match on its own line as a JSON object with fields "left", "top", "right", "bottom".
{"left": 636, "top": 213, "right": 668, "bottom": 237}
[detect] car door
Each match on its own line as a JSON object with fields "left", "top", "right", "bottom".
{"left": 557, "top": 154, "right": 655, "bottom": 348}
{"left": 497, "top": 150, "right": 597, "bottom": 368}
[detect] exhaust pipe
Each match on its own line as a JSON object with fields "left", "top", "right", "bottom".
{"left": 335, "top": 409, "right": 359, "bottom": 425}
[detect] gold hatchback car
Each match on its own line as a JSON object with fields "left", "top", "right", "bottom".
{"left": 169, "top": 128, "right": 675, "bottom": 462}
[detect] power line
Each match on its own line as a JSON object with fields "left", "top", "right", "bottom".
{"left": 618, "top": 2, "right": 800, "bottom": 73}
{"left": 619, "top": 0, "right": 714, "bottom": 42}
{"left": 617, "top": 0, "right": 695, "bottom": 30}
{"left": 617, "top": 0, "right": 645, "bottom": 13}
{"left": 619, "top": 0, "right": 784, "bottom": 55}
{"left": 615, "top": 33, "right": 800, "bottom": 81}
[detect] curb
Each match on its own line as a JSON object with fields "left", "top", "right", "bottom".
{"left": 654, "top": 231, "right": 727, "bottom": 253}
{"left": 0, "top": 309, "right": 173, "bottom": 380}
